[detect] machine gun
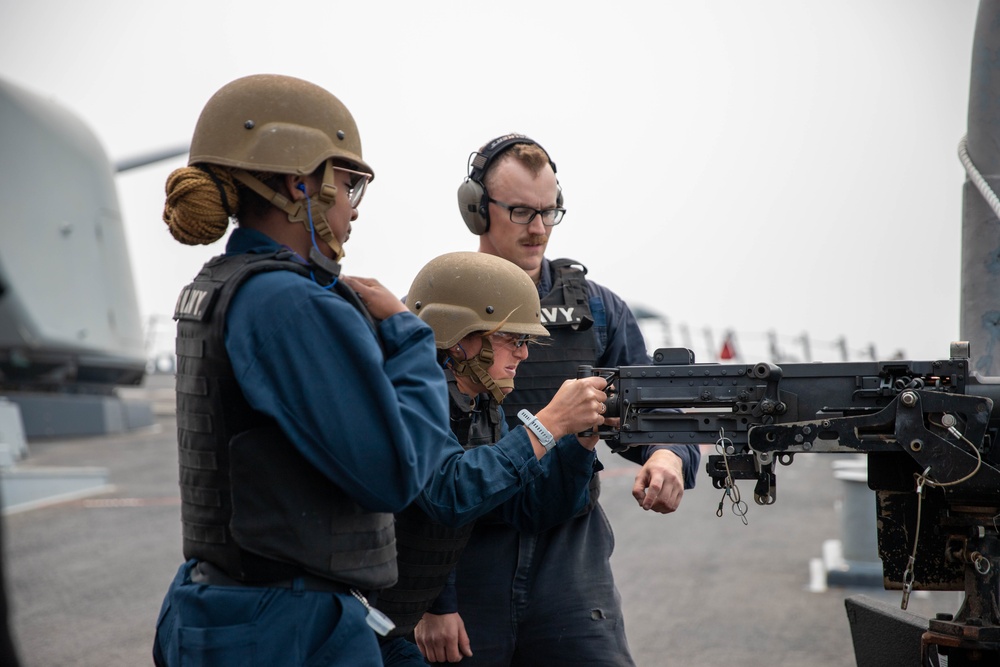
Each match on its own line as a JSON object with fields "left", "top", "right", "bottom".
{"left": 580, "top": 343, "right": 1000, "bottom": 663}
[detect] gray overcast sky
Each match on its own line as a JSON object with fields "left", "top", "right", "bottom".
{"left": 0, "top": 0, "right": 981, "bottom": 361}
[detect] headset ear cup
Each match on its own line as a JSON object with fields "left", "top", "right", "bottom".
{"left": 556, "top": 183, "right": 564, "bottom": 209}
{"left": 457, "top": 179, "right": 490, "bottom": 235}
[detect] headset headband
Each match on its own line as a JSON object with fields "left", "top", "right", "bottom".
{"left": 467, "top": 133, "right": 557, "bottom": 184}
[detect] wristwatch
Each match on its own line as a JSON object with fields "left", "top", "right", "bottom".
{"left": 518, "top": 409, "right": 555, "bottom": 451}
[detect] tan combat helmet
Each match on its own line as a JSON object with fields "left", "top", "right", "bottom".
{"left": 187, "top": 74, "right": 372, "bottom": 260}
{"left": 408, "top": 251, "right": 548, "bottom": 402}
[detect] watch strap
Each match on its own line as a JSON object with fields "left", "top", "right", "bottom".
{"left": 517, "top": 409, "right": 555, "bottom": 451}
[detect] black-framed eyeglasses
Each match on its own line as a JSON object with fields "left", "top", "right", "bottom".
{"left": 489, "top": 332, "right": 537, "bottom": 350}
{"left": 487, "top": 198, "right": 565, "bottom": 226}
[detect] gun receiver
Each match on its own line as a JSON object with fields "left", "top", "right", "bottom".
{"left": 581, "top": 345, "right": 1000, "bottom": 652}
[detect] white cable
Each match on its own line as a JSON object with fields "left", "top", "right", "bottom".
{"left": 958, "top": 133, "right": 1000, "bottom": 220}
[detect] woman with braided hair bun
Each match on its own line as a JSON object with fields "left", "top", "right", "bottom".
{"left": 162, "top": 165, "right": 239, "bottom": 245}
{"left": 152, "top": 75, "right": 609, "bottom": 667}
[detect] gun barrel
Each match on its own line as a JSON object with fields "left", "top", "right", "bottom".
{"left": 591, "top": 350, "right": 1000, "bottom": 470}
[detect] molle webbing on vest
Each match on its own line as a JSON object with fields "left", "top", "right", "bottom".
{"left": 378, "top": 505, "right": 475, "bottom": 639}
{"left": 228, "top": 425, "right": 396, "bottom": 589}
{"left": 174, "top": 250, "right": 394, "bottom": 588}
{"left": 378, "top": 374, "right": 502, "bottom": 638}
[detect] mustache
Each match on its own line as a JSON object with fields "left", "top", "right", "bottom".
{"left": 525, "top": 234, "right": 548, "bottom": 244}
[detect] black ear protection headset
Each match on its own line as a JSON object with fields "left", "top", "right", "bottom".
{"left": 457, "top": 133, "right": 563, "bottom": 235}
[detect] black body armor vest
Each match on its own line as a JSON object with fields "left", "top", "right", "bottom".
{"left": 499, "top": 259, "right": 597, "bottom": 430}
{"left": 500, "top": 258, "right": 602, "bottom": 511}
{"left": 378, "top": 372, "right": 504, "bottom": 639}
{"left": 174, "top": 250, "right": 396, "bottom": 590}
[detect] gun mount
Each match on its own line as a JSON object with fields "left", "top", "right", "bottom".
{"left": 581, "top": 343, "right": 1000, "bottom": 663}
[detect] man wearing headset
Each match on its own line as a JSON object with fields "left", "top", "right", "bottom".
{"left": 412, "top": 134, "right": 702, "bottom": 665}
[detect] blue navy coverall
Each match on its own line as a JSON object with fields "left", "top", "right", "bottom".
{"left": 382, "top": 393, "right": 601, "bottom": 666}
{"left": 429, "top": 257, "right": 701, "bottom": 666}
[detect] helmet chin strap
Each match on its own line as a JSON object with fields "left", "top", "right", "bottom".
{"left": 449, "top": 337, "right": 511, "bottom": 404}
{"left": 231, "top": 162, "right": 345, "bottom": 260}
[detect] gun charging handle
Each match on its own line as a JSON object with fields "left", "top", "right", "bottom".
{"left": 577, "top": 365, "right": 619, "bottom": 437}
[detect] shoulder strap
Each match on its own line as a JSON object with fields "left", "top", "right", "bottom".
{"left": 175, "top": 249, "right": 387, "bottom": 358}
{"left": 541, "top": 258, "right": 594, "bottom": 331}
